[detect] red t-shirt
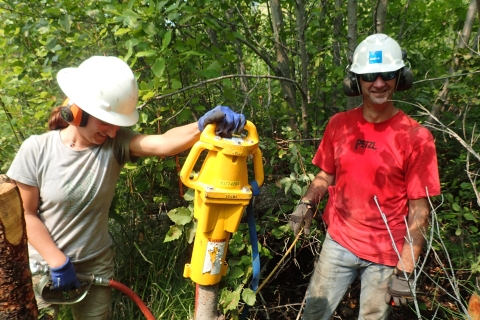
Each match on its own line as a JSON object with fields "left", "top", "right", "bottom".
{"left": 313, "top": 107, "right": 441, "bottom": 266}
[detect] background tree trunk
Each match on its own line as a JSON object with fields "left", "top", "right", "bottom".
{"left": 295, "top": 0, "right": 310, "bottom": 142}
{"left": 332, "top": 0, "right": 343, "bottom": 112}
{"left": 347, "top": 0, "right": 360, "bottom": 110}
{"left": 375, "top": 0, "right": 388, "bottom": 33}
{"left": 429, "top": 0, "right": 477, "bottom": 121}
{"left": 269, "top": 0, "right": 298, "bottom": 127}
{"left": 0, "top": 175, "right": 38, "bottom": 319}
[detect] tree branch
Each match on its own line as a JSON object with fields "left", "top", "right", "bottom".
{"left": 137, "top": 74, "right": 307, "bottom": 110}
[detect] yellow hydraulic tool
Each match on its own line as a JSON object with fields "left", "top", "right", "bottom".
{"left": 181, "top": 121, "right": 264, "bottom": 286}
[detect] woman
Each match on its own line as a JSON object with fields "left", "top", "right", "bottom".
{"left": 7, "top": 56, "right": 245, "bottom": 319}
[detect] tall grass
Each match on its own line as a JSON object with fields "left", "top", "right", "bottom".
{"left": 56, "top": 210, "right": 195, "bottom": 319}
{"left": 109, "top": 212, "right": 195, "bottom": 320}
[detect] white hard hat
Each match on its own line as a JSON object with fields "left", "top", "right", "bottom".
{"left": 57, "top": 56, "right": 139, "bottom": 127}
{"left": 350, "top": 33, "right": 405, "bottom": 74}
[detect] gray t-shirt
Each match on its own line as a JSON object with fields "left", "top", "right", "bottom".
{"left": 7, "top": 128, "right": 138, "bottom": 263}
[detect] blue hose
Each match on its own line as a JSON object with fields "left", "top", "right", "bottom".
{"left": 240, "top": 181, "right": 260, "bottom": 320}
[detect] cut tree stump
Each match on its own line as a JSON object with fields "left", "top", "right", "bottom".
{"left": 0, "top": 175, "right": 38, "bottom": 319}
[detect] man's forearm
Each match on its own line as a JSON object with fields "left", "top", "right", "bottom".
{"left": 302, "top": 170, "right": 335, "bottom": 205}
{"left": 396, "top": 198, "right": 430, "bottom": 273}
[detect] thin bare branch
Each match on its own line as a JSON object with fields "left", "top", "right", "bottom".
{"left": 136, "top": 74, "right": 307, "bottom": 110}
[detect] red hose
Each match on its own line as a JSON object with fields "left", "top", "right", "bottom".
{"left": 109, "top": 279, "right": 156, "bottom": 320}
{"left": 195, "top": 283, "right": 199, "bottom": 315}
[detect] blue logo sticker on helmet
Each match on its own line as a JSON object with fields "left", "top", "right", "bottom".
{"left": 369, "top": 51, "right": 382, "bottom": 64}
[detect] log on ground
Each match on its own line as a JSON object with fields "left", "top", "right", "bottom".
{"left": 0, "top": 175, "right": 37, "bottom": 319}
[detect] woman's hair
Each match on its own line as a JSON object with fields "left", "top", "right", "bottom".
{"left": 48, "top": 106, "right": 69, "bottom": 130}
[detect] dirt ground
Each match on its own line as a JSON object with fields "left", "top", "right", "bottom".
{"left": 246, "top": 248, "right": 470, "bottom": 320}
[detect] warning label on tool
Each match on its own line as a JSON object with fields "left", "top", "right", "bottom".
{"left": 203, "top": 240, "right": 226, "bottom": 274}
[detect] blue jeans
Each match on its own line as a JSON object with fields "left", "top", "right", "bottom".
{"left": 303, "top": 233, "right": 393, "bottom": 320}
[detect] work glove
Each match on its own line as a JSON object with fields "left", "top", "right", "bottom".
{"left": 289, "top": 200, "right": 314, "bottom": 236}
{"left": 49, "top": 256, "right": 80, "bottom": 291}
{"left": 198, "top": 106, "right": 246, "bottom": 137}
{"left": 385, "top": 268, "right": 415, "bottom": 306}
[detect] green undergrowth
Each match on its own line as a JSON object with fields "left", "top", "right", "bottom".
{"left": 109, "top": 215, "right": 195, "bottom": 320}
{"left": 57, "top": 213, "right": 195, "bottom": 320}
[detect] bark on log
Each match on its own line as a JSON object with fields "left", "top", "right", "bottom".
{"left": 0, "top": 175, "right": 38, "bottom": 319}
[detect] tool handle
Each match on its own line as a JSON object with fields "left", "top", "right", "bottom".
{"left": 252, "top": 148, "right": 264, "bottom": 188}
{"left": 202, "top": 120, "right": 258, "bottom": 142}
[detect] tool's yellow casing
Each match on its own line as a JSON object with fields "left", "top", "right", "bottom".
{"left": 181, "top": 121, "right": 264, "bottom": 285}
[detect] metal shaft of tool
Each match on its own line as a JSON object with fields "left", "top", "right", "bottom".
{"left": 196, "top": 284, "right": 224, "bottom": 320}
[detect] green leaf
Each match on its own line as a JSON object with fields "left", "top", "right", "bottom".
{"left": 452, "top": 203, "right": 461, "bottom": 211}
{"left": 142, "top": 22, "right": 157, "bottom": 36}
{"left": 152, "top": 57, "right": 166, "bottom": 78}
{"left": 136, "top": 50, "right": 157, "bottom": 57}
{"left": 242, "top": 288, "right": 256, "bottom": 306}
{"left": 171, "top": 79, "right": 182, "bottom": 89}
{"left": 13, "top": 66, "right": 24, "bottom": 75}
{"left": 272, "top": 226, "right": 286, "bottom": 239}
{"left": 182, "top": 189, "right": 194, "bottom": 202}
{"left": 460, "top": 182, "right": 471, "bottom": 189}
{"left": 186, "top": 220, "right": 196, "bottom": 244}
{"left": 162, "top": 30, "right": 172, "bottom": 51}
{"left": 122, "top": 9, "right": 140, "bottom": 19}
{"left": 164, "top": 225, "right": 183, "bottom": 242}
{"left": 123, "top": 163, "right": 137, "bottom": 170}
{"left": 292, "top": 183, "right": 302, "bottom": 196}
{"left": 115, "top": 28, "right": 131, "bottom": 36}
{"left": 142, "top": 91, "right": 155, "bottom": 101}
{"left": 140, "top": 113, "right": 148, "bottom": 124}
{"left": 167, "top": 207, "right": 193, "bottom": 225}
{"left": 126, "top": 38, "right": 141, "bottom": 49}
{"left": 240, "top": 254, "right": 251, "bottom": 266}
{"left": 59, "top": 15, "right": 72, "bottom": 33}
{"left": 181, "top": 50, "right": 205, "bottom": 56}
{"left": 223, "top": 291, "right": 240, "bottom": 311}
{"left": 463, "top": 213, "right": 477, "bottom": 221}
{"left": 228, "top": 266, "right": 244, "bottom": 279}
{"left": 229, "top": 238, "right": 245, "bottom": 257}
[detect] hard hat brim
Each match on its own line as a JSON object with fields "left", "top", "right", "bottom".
{"left": 57, "top": 65, "right": 139, "bottom": 127}
{"left": 351, "top": 64, "right": 404, "bottom": 74}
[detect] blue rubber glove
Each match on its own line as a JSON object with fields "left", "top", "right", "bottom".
{"left": 198, "top": 106, "right": 246, "bottom": 137}
{"left": 49, "top": 256, "right": 80, "bottom": 291}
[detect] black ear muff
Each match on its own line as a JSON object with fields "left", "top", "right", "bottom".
{"left": 395, "top": 49, "right": 413, "bottom": 91}
{"left": 343, "top": 72, "right": 361, "bottom": 97}
{"left": 60, "top": 98, "right": 89, "bottom": 127}
{"left": 395, "top": 67, "right": 413, "bottom": 92}
{"left": 343, "top": 54, "right": 361, "bottom": 97}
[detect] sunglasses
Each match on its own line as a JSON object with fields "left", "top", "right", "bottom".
{"left": 360, "top": 71, "right": 397, "bottom": 82}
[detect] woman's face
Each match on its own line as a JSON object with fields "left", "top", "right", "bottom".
{"left": 80, "top": 116, "right": 120, "bottom": 145}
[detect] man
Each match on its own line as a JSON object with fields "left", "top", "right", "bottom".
{"left": 290, "top": 33, "right": 441, "bottom": 319}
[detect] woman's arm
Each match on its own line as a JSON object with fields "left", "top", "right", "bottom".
{"left": 16, "top": 182, "right": 67, "bottom": 268}
{"left": 129, "top": 122, "right": 201, "bottom": 158}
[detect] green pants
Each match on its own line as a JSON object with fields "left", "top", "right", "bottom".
{"left": 33, "top": 248, "right": 115, "bottom": 320}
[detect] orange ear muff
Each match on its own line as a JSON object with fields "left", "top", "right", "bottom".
{"left": 60, "top": 98, "right": 89, "bottom": 127}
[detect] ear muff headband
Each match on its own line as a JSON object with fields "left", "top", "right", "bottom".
{"left": 60, "top": 98, "right": 89, "bottom": 127}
